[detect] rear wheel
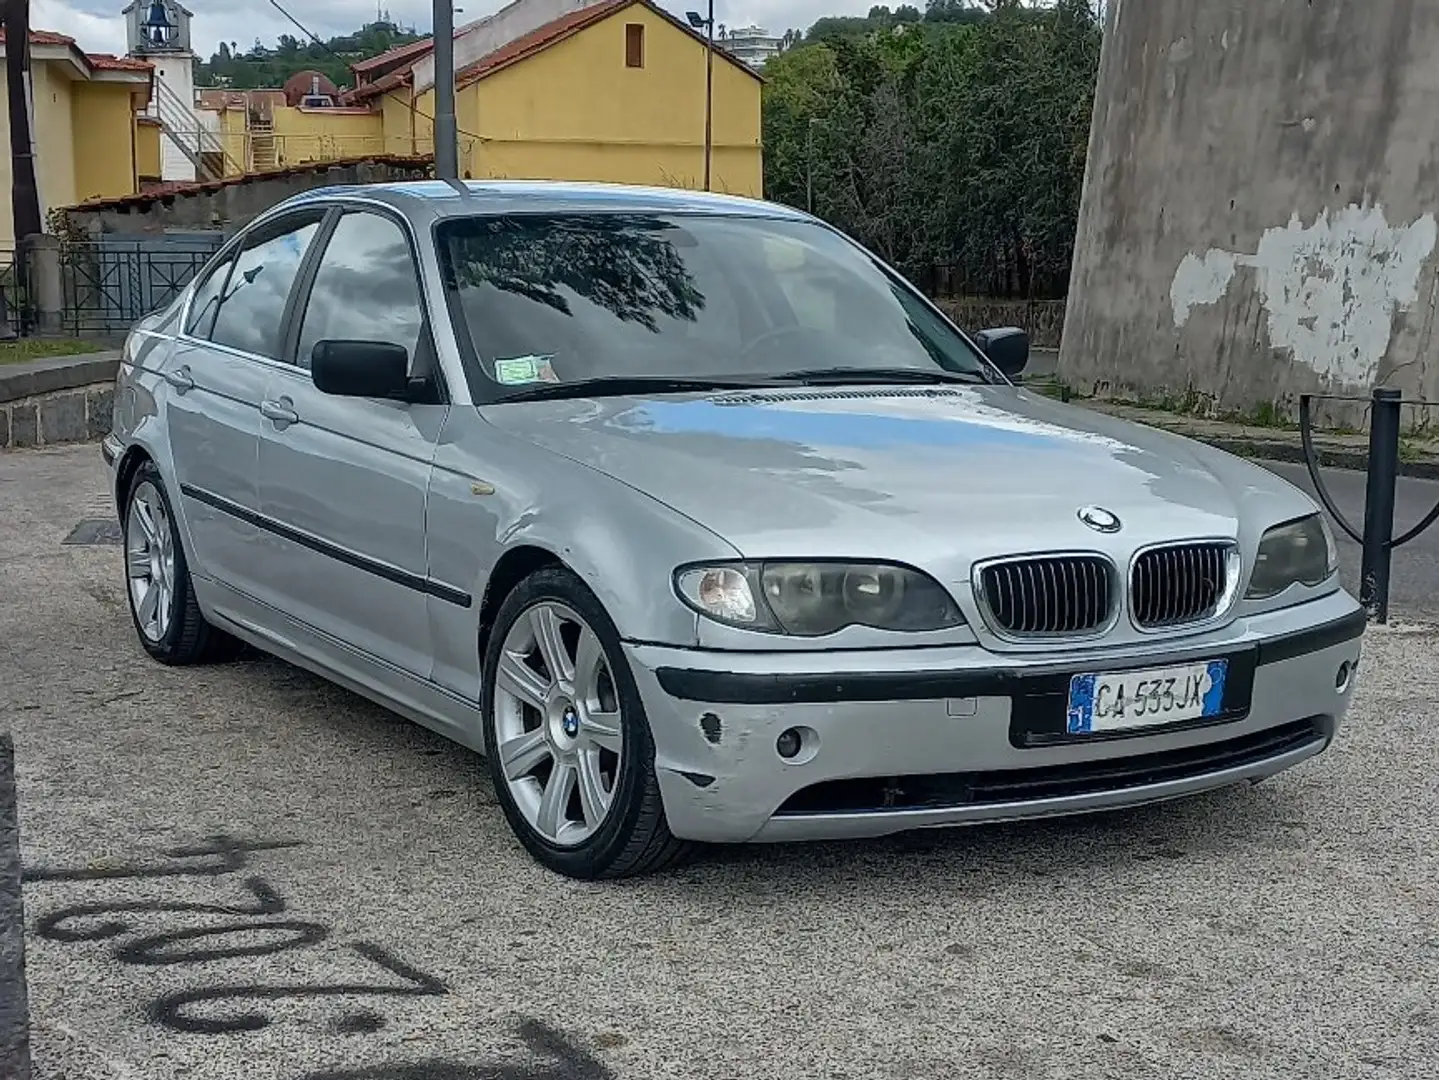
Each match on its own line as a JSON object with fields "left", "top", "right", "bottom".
{"left": 481, "top": 566, "right": 693, "bottom": 879}
{"left": 122, "top": 460, "right": 241, "bottom": 665}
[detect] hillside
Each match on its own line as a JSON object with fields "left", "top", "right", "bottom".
{"left": 196, "top": 19, "right": 422, "bottom": 90}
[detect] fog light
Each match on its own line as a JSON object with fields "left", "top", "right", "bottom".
{"left": 1335, "top": 661, "right": 1352, "bottom": 692}
{"left": 776, "top": 728, "right": 802, "bottom": 759}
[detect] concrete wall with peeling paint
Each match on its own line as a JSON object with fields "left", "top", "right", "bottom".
{"left": 1059, "top": 0, "right": 1439, "bottom": 417}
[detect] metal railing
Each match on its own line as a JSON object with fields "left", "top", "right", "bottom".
{"left": 151, "top": 77, "right": 237, "bottom": 180}
{"left": 1300, "top": 387, "right": 1439, "bottom": 623}
{"left": 58, "top": 240, "right": 220, "bottom": 336}
{"left": 0, "top": 247, "right": 24, "bottom": 337}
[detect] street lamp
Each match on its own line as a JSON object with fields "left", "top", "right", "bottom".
{"left": 685, "top": 2, "right": 714, "bottom": 192}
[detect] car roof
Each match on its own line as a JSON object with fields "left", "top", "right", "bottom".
{"left": 278, "top": 179, "right": 811, "bottom": 222}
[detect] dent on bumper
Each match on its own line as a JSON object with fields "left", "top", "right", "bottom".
{"left": 625, "top": 592, "right": 1365, "bottom": 845}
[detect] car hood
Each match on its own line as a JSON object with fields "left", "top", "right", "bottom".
{"left": 479, "top": 385, "right": 1315, "bottom": 564}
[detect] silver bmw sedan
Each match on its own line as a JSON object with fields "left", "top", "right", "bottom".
{"left": 102, "top": 180, "right": 1365, "bottom": 879}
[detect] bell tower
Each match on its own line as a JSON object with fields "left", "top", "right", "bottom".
{"left": 122, "top": 0, "right": 198, "bottom": 181}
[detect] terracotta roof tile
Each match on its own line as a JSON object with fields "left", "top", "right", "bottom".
{"left": 88, "top": 53, "right": 152, "bottom": 71}
{"left": 0, "top": 28, "right": 79, "bottom": 46}
{"left": 345, "top": 0, "right": 761, "bottom": 103}
{"left": 341, "top": 67, "right": 412, "bottom": 104}
{"left": 72, "top": 154, "right": 434, "bottom": 213}
{"left": 455, "top": 0, "right": 630, "bottom": 88}
{"left": 350, "top": 36, "right": 437, "bottom": 74}
{"left": 454, "top": 0, "right": 761, "bottom": 88}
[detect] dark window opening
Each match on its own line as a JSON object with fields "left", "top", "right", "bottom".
{"left": 625, "top": 23, "right": 644, "bottom": 68}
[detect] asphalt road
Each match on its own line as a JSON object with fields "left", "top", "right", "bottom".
{"left": 3, "top": 444, "right": 1438, "bottom": 1080}
{"left": 1262, "top": 461, "right": 1439, "bottom": 621}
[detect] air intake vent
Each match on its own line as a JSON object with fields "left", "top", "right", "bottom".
{"left": 715, "top": 387, "right": 968, "bottom": 406}
{"left": 978, "top": 554, "right": 1114, "bottom": 638}
{"left": 1131, "top": 542, "right": 1234, "bottom": 629}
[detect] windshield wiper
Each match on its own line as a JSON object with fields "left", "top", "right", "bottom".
{"left": 493, "top": 374, "right": 777, "bottom": 403}
{"left": 771, "top": 366, "right": 987, "bottom": 386}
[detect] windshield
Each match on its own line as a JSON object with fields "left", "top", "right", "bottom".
{"left": 436, "top": 212, "right": 994, "bottom": 400}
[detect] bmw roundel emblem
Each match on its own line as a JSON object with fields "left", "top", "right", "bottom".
{"left": 1077, "top": 506, "right": 1121, "bottom": 533}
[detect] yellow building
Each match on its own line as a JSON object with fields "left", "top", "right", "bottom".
{"left": 200, "top": 0, "right": 764, "bottom": 196}
{"left": 0, "top": 29, "right": 153, "bottom": 246}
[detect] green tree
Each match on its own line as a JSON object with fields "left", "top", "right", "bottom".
{"left": 196, "top": 19, "right": 422, "bottom": 90}
{"left": 764, "top": 1, "right": 1100, "bottom": 298}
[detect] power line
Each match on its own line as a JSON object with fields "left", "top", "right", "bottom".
{"left": 264, "top": 0, "right": 483, "bottom": 148}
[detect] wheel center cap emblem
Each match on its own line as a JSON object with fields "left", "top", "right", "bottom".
{"left": 561, "top": 706, "right": 580, "bottom": 738}
{"left": 1077, "top": 505, "right": 1121, "bottom": 533}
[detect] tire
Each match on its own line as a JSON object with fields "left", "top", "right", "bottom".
{"left": 481, "top": 566, "right": 694, "bottom": 879}
{"left": 122, "top": 460, "right": 242, "bottom": 666}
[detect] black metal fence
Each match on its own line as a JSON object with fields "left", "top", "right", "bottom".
{"left": 58, "top": 238, "right": 222, "bottom": 336}
{"left": 1300, "top": 387, "right": 1439, "bottom": 624}
{"left": 0, "top": 247, "right": 24, "bottom": 337}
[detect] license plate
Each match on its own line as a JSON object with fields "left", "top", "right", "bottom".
{"left": 1066, "top": 660, "right": 1227, "bottom": 734}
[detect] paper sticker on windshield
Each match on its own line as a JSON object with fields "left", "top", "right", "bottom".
{"left": 494, "top": 354, "right": 557, "bottom": 385}
{"left": 760, "top": 234, "right": 809, "bottom": 271}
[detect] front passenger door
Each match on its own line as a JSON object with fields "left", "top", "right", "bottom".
{"left": 256, "top": 208, "right": 449, "bottom": 679}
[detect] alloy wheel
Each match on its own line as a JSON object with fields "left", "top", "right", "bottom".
{"left": 491, "top": 601, "right": 625, "bottom": 847}
{"left": 125, "top": 480, "right": 176, "bottom": 644}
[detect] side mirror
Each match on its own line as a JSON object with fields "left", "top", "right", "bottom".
{"left": 975, "top": 326, "right": 1029, "bottom": 378}
{"left": 311, "top": 339, "right": 411, "bottom": 399}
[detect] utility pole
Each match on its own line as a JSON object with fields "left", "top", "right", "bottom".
{"left": 432, "top": 0, "right": 458, "bottom": 179}
{"left": 702, "top": 0, "right": 713, "bottom": 191}
{"left": 685, "top": 2, "right": 715, "bottom": 191}
{"left": 5, "top": 0, "right": 42, "bottom": 335}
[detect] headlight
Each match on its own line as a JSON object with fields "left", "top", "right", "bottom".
{"left": 1246, "top": 514, "right": 1337, "bottom": 599}
{"left": 674, "top": 561, "right": 964, "bottom": 636}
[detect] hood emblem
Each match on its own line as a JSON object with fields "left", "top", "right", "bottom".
{"left": 1078, "top": 506, "right": 1121, "bottom": 533}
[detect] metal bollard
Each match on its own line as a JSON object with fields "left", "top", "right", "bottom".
{"left": 1359, "top": 388, "right": 1402, "bottom": 624}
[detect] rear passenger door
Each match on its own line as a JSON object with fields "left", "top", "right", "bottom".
{"left": 166, "top": 209, "right": 325, "bottom": 607}
{"left": 255, "top": 206, "right": 450, "bottom": 679}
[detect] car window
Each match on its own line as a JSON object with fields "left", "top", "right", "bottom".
{"left": 295, "top": 210, "right": 425, "bottom": 371}
{"left": 436, "top": 212, "right": 991, "bottom": 397}
{"left": 184, "top": 250, "right": 236, "bottom": 338}
{"left": 208, "top": 211, "right": 324, "bottom": 359}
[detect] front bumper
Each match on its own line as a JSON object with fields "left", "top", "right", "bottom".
{"left": 624, "top": 590, "right": 1365, "bottom": 844}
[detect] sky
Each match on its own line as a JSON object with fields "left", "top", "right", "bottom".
{"left": 32, "top": 0, "right": 844, "bottom": 61}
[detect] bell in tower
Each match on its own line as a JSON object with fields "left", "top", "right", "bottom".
{"left": 142, "top": 0, "right": 175, "bottom": 47}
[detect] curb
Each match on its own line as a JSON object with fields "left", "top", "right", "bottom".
{"left": 1149, "top": 431, "right": 1439, "bottom": 482}
{"left": 0, "top": 733, "right": 32, "bottom": 1080}
{"left": 0, "top": 351, "right": 121, "bottom": 405}
{"left": 0, "top": 352, "right": 120, "bottom": 451}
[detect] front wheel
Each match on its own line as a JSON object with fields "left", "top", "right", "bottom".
{"left": 481, "top": 566, "right": 693, "bottom": 879}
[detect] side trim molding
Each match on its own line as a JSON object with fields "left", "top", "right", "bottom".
{"left": 179, "top": 482, "right": 473, "bottom": 608}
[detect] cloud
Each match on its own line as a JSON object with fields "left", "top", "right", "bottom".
{"left": 38, "top": 0, "right": 866, "bottom": 60}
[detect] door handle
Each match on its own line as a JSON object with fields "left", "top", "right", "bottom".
{"left": 260, "top": 399, "right": 299, "bottom": 426}
{"left": 163, "top": 365, "right": 194, "bottom": 392}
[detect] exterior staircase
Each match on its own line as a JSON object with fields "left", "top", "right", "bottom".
{"left": 248, "top": 116, "right": 278, "bottom": 171}
{"left": 151, "top": 76, "right": 232, "bottom": 181}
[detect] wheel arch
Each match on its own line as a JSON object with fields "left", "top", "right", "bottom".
{"left": 114, "top": 443, "right": 154, "bottom": 510}
{"left": 475, "top": 544, "right": 566, "bottom": 663}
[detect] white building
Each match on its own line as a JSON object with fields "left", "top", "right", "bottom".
{"left": 123, "top": 0, "right": 220, "bottom": 182}
{"left": 723, "top": 24, "right": 780, "bottom": 69}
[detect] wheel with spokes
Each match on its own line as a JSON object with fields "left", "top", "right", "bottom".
{"left": 122, "top": 460, "right": 239, "bottom": 665}
{"left": 481, "top": 566, "right": 692, "bottom": 879}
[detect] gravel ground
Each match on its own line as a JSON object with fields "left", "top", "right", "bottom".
{"left": 2, "top": 443, "right": 1437, "bottom": 1080}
